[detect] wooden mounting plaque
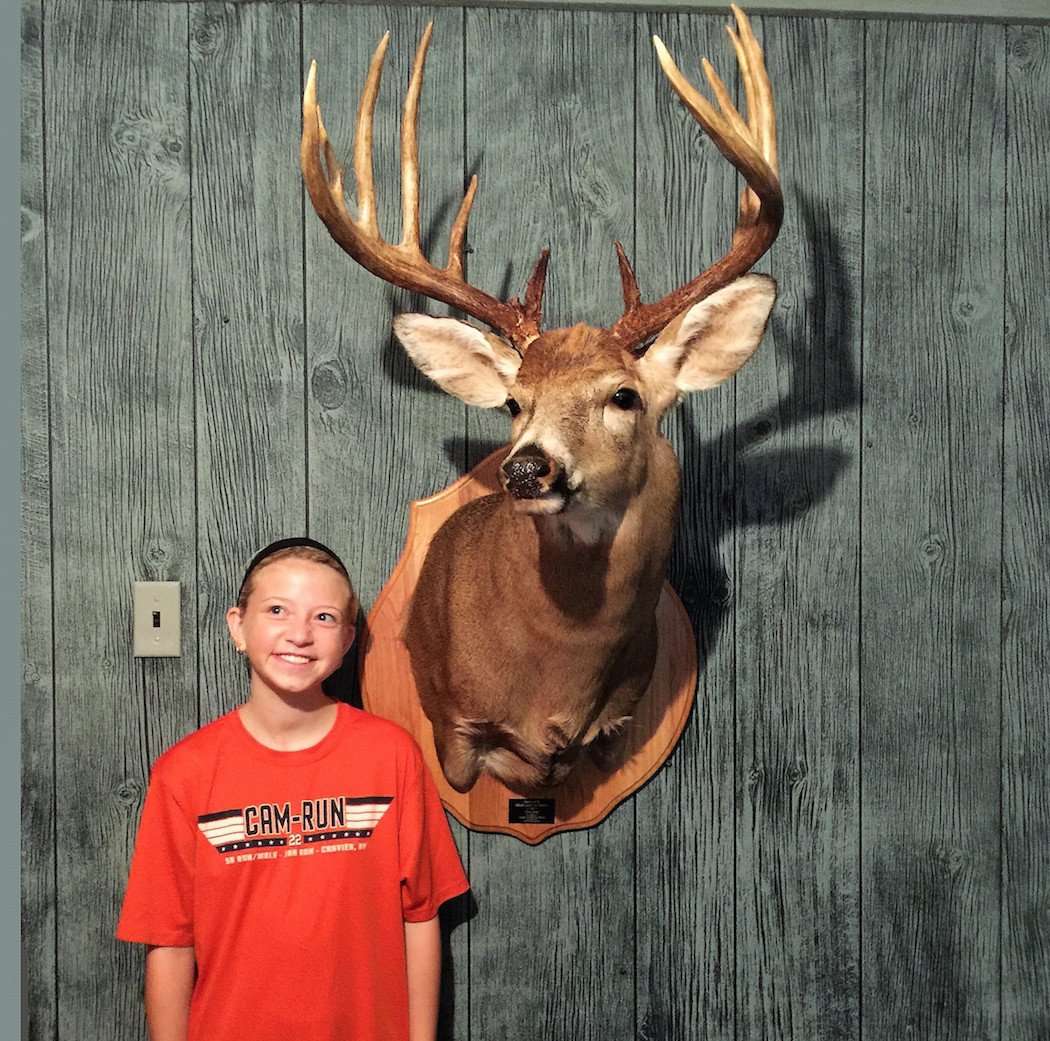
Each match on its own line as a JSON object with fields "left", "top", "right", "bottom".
{"left": 359, "top": 450, "right": 698, "bottom": 844}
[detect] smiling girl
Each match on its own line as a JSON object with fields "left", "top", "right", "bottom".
{"left": 117, "top": 538, "right": 469, "bottom": 1041}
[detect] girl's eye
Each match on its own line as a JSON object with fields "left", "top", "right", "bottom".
{"left": 611, "top": 387, "right": 640, "bottom": 410}
{"left": 506, "top": 397, "right": 521, "bottom": 417}
{"left": 317, "top": 612, "right": 336, "bottom": 623}
{"left": 268, "top": 605, "right": 284, "bottom": 615}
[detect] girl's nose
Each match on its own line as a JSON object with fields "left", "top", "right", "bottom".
{"left": 286, "top": 620, "right": 312, "bottom": 644}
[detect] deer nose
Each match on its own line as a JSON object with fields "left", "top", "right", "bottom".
{"left": 501, "top": 445, "right": 553, "bottom": 498}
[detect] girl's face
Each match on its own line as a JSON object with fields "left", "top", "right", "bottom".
{"left": 225, "top": 558, "right": 356, "bottom": 702}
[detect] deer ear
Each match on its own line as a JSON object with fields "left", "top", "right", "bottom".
{"left": 392, "top": 315, "right": 522, "bottom": 408}
{"left": 638, "top": 274, "right": 777, "bottom": 394}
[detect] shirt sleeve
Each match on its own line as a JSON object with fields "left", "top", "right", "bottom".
{"left": 115, "top": 765, "right": 196, "bottom": 947}
{"left": 398, "top": 744, "right": 470, "bottom": 922}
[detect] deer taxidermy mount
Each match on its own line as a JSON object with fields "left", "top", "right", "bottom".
{"left": 301, "top": 5, "right": 782, "bottom": 796}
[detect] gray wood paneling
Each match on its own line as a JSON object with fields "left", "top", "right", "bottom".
{"left": 1003, "top": 23, "right": 1050, "bottom": 1041}
{"left": 190, "top": 0, "right": 305, "bottom": 720}
{"left": 735, "top": 15, "right": 863, "bottom": 1041}
{"left": 463, "top": 9, "right": 636, "bottom": 1041}
{"left": 861, "top": 19, "right": 1005, "bottom": 1041}
{"left": 44, "top": 0, "right": 197, "bottom": 1036}
{"left": 302, "top": 3, "right": 466, "bottom": 606}
{"left": 21, "top": 0, "right": 55, "bottom": 1038}
{"left": 633, "top": 12, "right": 739, "bottom": 1040}
{"left": 301, "top": 6, "right": 470, "bottom": 1037}
{"left": 21, "top": 3, "right": 1050, "bottom": 1039}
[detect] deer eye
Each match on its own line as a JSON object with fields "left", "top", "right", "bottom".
{"left": 610, "top": 387, "right": 640, "bottom": 410}
{"left": 505, "top": 397, "right": 521, "bottom": 417}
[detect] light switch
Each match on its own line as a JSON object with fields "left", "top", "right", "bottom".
{"left": 133, "top": 581, "right": 181, "bottom": 657}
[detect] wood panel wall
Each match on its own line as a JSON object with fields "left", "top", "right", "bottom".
{"left": 20, "top": 2, "right": 1050, "bottom": 1039}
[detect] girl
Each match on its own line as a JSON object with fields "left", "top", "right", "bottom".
{"left": 117, "top": 538, "right": 469, "bottom": 1041}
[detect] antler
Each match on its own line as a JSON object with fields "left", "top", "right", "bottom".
{"left": 301, "top": 23, "right": 550, "bottom": 352}
{"left": 610, "top": 4, "right": 783, "bottom": 351}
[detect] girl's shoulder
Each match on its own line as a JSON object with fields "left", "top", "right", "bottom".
{"left": 150, "top": 709, "right": 240, "bottom": 782}
{"left": 340, "top": 704, "right": 427, "bottom": 763}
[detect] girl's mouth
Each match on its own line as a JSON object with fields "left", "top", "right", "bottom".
{"left": 276, "top": 653, "right": 313, "bottom": 665}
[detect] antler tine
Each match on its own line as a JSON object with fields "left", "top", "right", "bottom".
{"left": 446, "top": 175, "right": 478, "bottom": 280}
{"left": 614, "top": 242, "right": 642, "bottom": 312}
{"left": 522, "top": 249, "right": 551, "bottom": 326}
{"left": 302, "top": 26, "right": 547, "bottom": 351}
{"left": 732, "top": 7, "right": 777, "bottom": 177}
{"left": 352, "top": 33, "right": 389, "bottom": 236}
{"left": 400, "top": 22, "right": 432, "bottom": 253}
{"left": 610, "top": 4, "right": 783, "bottom": 351}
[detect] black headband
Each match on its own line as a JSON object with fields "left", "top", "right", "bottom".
{"left": 238, "top": 537, "right": 349, "bottom": 603}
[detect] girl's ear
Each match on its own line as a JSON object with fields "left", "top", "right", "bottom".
{"left": 225, "top": 606, "right": 245, "bottom": 653}
{"left": 341, "top": 622, "right": 357, "bottom": 657}
{"left": 392, "top": 314, "right": 521, "bottom": 407}
{"left": 637, "top": 274, "right": 777, "bottom": 396}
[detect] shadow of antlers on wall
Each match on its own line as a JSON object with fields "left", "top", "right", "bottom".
{"left": 671, "top": 188, "right": 858, "bottom": 676}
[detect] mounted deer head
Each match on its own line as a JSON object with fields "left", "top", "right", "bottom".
{"left": 302, "top": 5, "right": 782, "bottom": 793}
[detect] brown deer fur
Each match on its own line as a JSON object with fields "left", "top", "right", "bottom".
{"left": 398, "top": 275, "right": 776, "bottom": 792}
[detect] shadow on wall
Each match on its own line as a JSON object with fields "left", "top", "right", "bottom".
{"left": 671, "top": 188, "right": 858, "bottom": 692}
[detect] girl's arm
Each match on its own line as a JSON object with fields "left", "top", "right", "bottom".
{"left": 145, "top": 945, "right": 196, "bottom": 1041}
{"left": 404, "top": 916, "right": 442, "bottom": 1041}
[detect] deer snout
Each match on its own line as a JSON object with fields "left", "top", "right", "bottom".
{"left": 501, "top": 444, "right": 560, "bottom": 500}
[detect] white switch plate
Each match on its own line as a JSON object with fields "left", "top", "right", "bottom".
{"left": 133, "top": 581, "right": 181, "bottom": 657}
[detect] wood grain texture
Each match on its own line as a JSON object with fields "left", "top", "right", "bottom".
{"left": 734, "top": 16, "right": 863, "bottom": 1041}
{"left": 301, "top": 7, "right": 470, "bottom": 1038}
{"left": 632, "top": 12, "right": 742, "bottom": 1041}
{"left": 303, "top": 3, "right": 467, "bottom": 607}
{"left": 190, "top": 1, "right": 305, "bottom": 721}
{"left": 1002, "top": 23, "right": 1050, "bottom": 1041}
{"left": 44, "top": 1, "right": 197, "bottom": 1037}
{"left": 24, "top": 4, "right": 1050, "bottom": 1039}
{"left": 21, "top": 1, "right": 56, "bottom": 1038}
{"left": 463, "top": 9, "right": 636, "bottom": 1040}
{"left": 861, "top": 19, "right": 1005, "bottom": 1041}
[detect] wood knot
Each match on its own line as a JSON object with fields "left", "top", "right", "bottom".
{"left": 920, "top": 533, "right": 946, "bottom": 565}
{"left": 21, "top": 205, "right": 43, "bottom": 245}
{"left": 190, "top": 10, "right": 225, "bottom": 57}
{"left": 929, "top": 840, "right": 971, "bottom": 880}
{"left": 146, "top": 543, "right": 169, "bottom": 565}
{"left": 786, "top": 758, "right": 808, "bottom": 786}
{"left": 746, "top": 763, "right": 764, "bottom": 803}
{"left": 750, "top": 419, "right": 774, "bottom": 443}
{"left": 311, "top": 360, "right": 348, "bottom": 411}
{"left": 951, "top": 291, "right": 985, "bottom": 324}
{"left": 116, "top": 779, "right": 143, "bottom": 808}
{"left": 1008, "top": 31, "right": 1037, "bottom": 68}
{"left": 110, "top": 108, "right": 188, "bottom": 192}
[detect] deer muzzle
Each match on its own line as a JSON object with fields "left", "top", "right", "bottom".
{"left": 500, "top": 445, "right": 566, "bottom": 508}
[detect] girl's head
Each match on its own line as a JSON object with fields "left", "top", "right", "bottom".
{"left": 226, "top": 538, "right": 358, "bottom": 702}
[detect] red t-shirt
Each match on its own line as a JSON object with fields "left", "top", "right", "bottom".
{"left": 116, "top": 702, "right": 469, "bottom": 1041}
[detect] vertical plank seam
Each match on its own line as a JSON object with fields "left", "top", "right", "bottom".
{"left": 187, "top": 0, "right": 200, "bottom": 734}
{"left": 731, "top": 15, "right": 740, "bottom": 1038}
{"left": 630, "top": 11, "right": 639, "bottom": 1040}
{"left": 38, "top": 0, "right": 60, "bottom": 1034}
{"left": 301, "top": 3, "right": 311, "bottom": 534}
{"left": 857, "top": 18, "right": 867, "bottom": 1041}
{"left": 460, "top": 9, "right": 472, "bottom": 1041}
{"left": 300, "top": 0, "right": 310, "bottom": 537}
{"left": 998, "top": 22, "right": 1009, "bottom": 1041}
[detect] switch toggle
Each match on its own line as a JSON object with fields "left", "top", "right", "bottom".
{"left": 133, "top": 581, "right": 181, "bottom": 657}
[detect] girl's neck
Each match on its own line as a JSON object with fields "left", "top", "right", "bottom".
{"left": 238, "top": 687, "right": 339, "bottom": 751}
